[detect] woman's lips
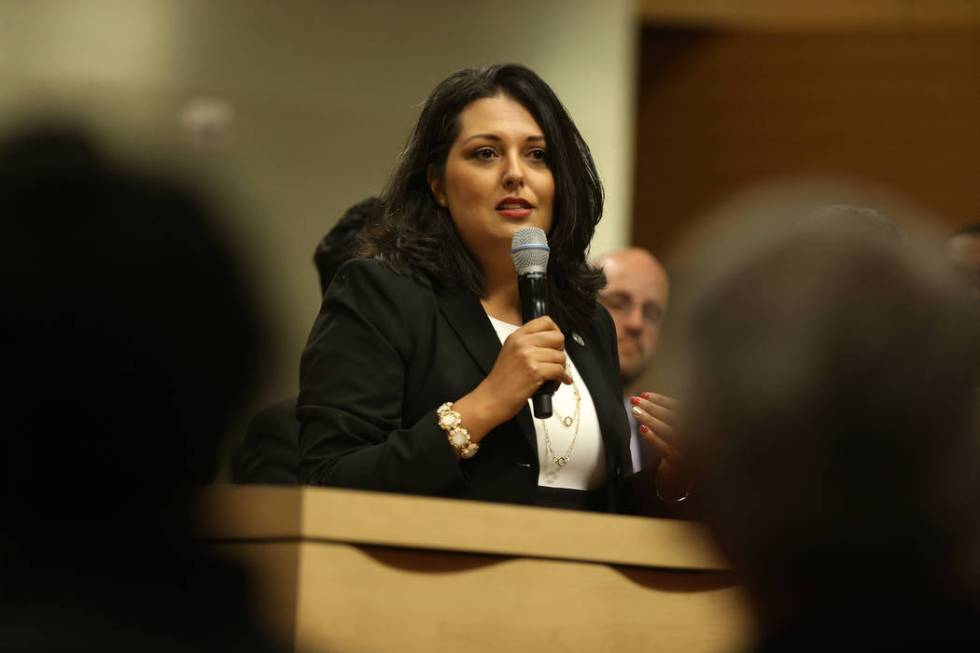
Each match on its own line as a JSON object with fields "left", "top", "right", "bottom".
{"left": 496, "top": 199, "right": 533, "bottom": 219}
{"left": 497, "top": 207, "right": 532, "bottom": 219}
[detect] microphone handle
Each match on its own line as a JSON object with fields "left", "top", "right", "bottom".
{"left": 533, "top": 393, "right": 553, "bottom": 420}
{"left": 518, "top": 272, "right": 559, "bottom": 419}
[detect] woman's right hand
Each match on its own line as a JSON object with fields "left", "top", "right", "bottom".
{"left": 453, "top": 316, "right": 572, "bottom": 442}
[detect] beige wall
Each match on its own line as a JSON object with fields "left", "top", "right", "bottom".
{"left": 0, "top": 0, "right": 636, "bottom": 407}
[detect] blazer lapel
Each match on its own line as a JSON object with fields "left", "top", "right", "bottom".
{"left": 436, "top": 289, "right": 538, "bottom": 452}
{"left": 436, "top": 290, "right": 500, "bottom": 377}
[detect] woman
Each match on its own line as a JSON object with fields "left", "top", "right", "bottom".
{"left": 298, "top": 64, "right": 632, "bottom": 511}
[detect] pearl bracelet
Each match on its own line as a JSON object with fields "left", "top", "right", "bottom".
{"left": 437, "top": 402, "right": 479, "bottom": 459}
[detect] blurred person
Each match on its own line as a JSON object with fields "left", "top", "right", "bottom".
{"left": 298, "top": 64, "right": 647, "bottom": 512}
{"left": 232, "top": 196, "right": 383, "bottom": 485}
{"left": 595, "top": 247, "right": 669, "bottom": 474}
{"left": 627, "top": 202, "right": 909, "bottom": 508}
{"left": 948, "top": 223, "right": 980, "bottom": 303}
{"left": 803, "top": 203, "right": 904, "bottom": 241}
{"left": 665, "top": 193, "right": 980, "bottom": 650}
{"left": 0, "top": 126, "right": 284, "bottom": 652}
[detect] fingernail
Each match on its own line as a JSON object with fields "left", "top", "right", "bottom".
{"left": 629, "top": 396, "right": 640, "bottom": 405}
{"left": 639, "top": 424, "right": 649, "bottom": 433}
{"left": 631, "top": 406, "right": 643, "bottom": 416}
{"left": 641, "top": 392, "right": 653, "bottom": 400}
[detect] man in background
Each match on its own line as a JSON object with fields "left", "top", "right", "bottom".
{"left": 595, "top": 247, "right": 670, "bottom": 473}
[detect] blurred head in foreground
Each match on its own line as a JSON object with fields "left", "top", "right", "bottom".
{"left": 667, "top": 182, "right": 980, "bottom": 647}
{"left": 0, "top": 126, "right": 264, "bottom": 565}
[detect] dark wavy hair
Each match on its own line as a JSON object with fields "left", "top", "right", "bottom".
{"left": 369, "top": 64, "right": 605, "bottom": 333}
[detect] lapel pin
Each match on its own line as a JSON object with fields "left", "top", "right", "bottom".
{"left": 572, "top": 332, "right": 585, "bottom": 346}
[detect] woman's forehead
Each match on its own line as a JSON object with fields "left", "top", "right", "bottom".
{"left": 455, "top": 96, "right": 544, "bottom": 143}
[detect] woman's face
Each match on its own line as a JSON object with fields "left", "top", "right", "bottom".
{"left": 430, "top": 95, "right": 555, "bottom": 268}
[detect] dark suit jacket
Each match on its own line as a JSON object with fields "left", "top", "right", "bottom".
{"left": 297, "top": 258, "right": 633, "bottom": 510}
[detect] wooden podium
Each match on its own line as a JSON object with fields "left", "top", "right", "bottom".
{"left": 198, "top": 486, "right": 751, "bottom": 653}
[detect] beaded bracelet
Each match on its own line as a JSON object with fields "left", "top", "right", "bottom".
{"left": 437, "top": 402, "right": 479, "bottom": 459}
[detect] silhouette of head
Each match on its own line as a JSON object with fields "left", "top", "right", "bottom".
{"left": 670, "top": 189, "right": 980, "bottom": 636}
{"left": 0, "top": 127, "right": 264, "bottom": 562}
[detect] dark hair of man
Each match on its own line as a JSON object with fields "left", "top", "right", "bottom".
{"left": 313, "top": 196, "right": 384, "bottom": 295}
{"left": 367, "top": 63, "right": 605, "bottom": 333}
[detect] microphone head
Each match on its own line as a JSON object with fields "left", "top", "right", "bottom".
{"left": 511, "top": 227, "right": 550, "bottom": 275}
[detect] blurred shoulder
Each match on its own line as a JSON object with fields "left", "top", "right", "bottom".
{"left": 248, "top": 398, "right": 297, "bottom": 430}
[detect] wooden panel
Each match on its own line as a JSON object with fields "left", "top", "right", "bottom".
{"left": 633, "top": 27, "right": 980, "bottom": 258}
{"left": 638, "top": 0, "right": 980, "bottom": 29}
{"left": 202, "top": 487, "right": 749, "bottom": 652}
{"left": 198, "top": 485, "right": 728, "bottom": 571}
{"left": 297, "top": 487, "right": 725, "bottom": 571}
{"left": 293, "top": 541, "right": 751, "bottom": 653}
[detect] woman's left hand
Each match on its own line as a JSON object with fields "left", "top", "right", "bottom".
{"left": 629, "top": 392, "right": 690, "bottom": 501}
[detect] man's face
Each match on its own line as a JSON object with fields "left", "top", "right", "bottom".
{"left": 597, "top": 249, "right": 670, "bottom": 388}
{"left": 949, "top": 233, "right": 980, "bottom": 304}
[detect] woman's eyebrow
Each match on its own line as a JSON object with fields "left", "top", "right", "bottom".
{"left": 462, "top": 133, "right": 502, "bottom": 144}
{"left": 461, "top": 133, "right": 546, "bottom": 145}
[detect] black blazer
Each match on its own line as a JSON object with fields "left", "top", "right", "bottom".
{"left": 297, "top": 258, "right": 632, "bottom": 510}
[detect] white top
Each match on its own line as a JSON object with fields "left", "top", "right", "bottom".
{"left": 486, "top": 315, "right": 606, "bottom": 491}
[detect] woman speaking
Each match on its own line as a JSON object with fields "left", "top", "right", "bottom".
{"left": 298, "top": 64, "right": 631, "bottom": 512}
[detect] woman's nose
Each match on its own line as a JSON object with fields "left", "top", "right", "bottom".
{"left": 502, "top": 154, "right": 525, "bottom": 189}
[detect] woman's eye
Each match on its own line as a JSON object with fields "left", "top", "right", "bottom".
{"left": 528, "top": 149, "right": 547, "bottom": 161}
{"left": 474, "top": 148, "right": 497, "bottom": 160}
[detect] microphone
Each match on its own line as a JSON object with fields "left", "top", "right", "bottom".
{"left": 511, "top": 227, "right": 559, "bottom": 419}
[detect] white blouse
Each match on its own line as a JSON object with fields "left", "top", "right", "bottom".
{"left": 487, "top": 315, "right": 606, "bottom": 491}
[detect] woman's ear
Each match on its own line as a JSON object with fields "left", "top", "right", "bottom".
{"left": 427, "top": 165, "right": 448, "bottom": 207}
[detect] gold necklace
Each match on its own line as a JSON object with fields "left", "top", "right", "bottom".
{"left": 541, "top": 377, "right": 581, "bottom": 467}
{"left": 552, "top": 377, "right": 581, "bottom": 427}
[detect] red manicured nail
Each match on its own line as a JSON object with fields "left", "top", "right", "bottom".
{"left": 629, "top": 396, "right": 641, "bottom": 405}
{"left": 641, "top": 392, "right": 653, "bottom": 399}
{"left": 639, "top": 424, "right": 649, "bottom": 433}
